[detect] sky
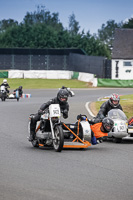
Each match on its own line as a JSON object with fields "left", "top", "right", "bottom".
{"left": 0, "top": 0, "right": 133, "bottom": 34}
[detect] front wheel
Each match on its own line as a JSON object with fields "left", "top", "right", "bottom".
{"left": 53, "top": 125, "right": 64, "bottom": 152}
{"left": 1, "top": 97, "right": 5, "bottom": 101}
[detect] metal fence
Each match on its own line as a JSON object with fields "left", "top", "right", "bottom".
{"left": 0, "top": 48, "right": 111, "bottom": 78}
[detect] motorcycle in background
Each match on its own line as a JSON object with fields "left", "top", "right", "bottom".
{"left": 0, "top": 85, "right": 8, "bottom": 101}
{"left": 107, "top": 109, "right": 128, "bottom": 143}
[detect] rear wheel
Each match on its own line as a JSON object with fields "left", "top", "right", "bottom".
{"left": 53, "top": 125, "right": 64, "bottom": 152}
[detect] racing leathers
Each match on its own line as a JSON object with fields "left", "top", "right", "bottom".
{"left": 14, "top": 87, "right": 23, "bottom": 97}
{"left": 94, "top": 100, "right": 123, "bottom": 123}
{"left": 29, "top": 97, "right": 69, "bottom": 141}
{"left": 91, "top": 122, "right": 108, "bottom": 138}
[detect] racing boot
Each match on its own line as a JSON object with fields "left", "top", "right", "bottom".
{"left": 97, "top": 137, "right": 103, "bottom": 144}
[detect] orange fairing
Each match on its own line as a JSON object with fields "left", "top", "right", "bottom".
{"left": 90, "top": 122, "right": 108, "bottom": 138}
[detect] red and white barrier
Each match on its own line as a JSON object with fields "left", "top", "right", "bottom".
{"left": 21, "top": 94, "right": 31, "bottom": 98}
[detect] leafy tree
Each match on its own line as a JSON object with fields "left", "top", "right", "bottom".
{"left": 0, "top": 5, "right": 111, "bottom": 58}
{"left": 68, "top": 13, "right": 80, "bottom": 35}
{"left": 97, "top": 20, "right": 122, "bottom": 49}
{"left": 23, "top": 5, "right": 63, "bottom": 31}
{"left": 0, "top": 19, "right": 18, "bottom": 32}
{"left": 122, "top": 18, "right": 133, "bottom": 28}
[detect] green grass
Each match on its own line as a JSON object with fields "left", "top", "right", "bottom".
{"left": 95, "top": 94, "right": 133, "bottom": 119}
{"left": 0, "top": 78, "right": 90, "bottom": 89}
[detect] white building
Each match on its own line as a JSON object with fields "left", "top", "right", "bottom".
{"left": 112, "top": 29, "right": 133, "bottom": 80}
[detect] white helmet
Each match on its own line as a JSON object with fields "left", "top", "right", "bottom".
{"left": 3, "top": 79, "right": 7, "bottom": 83}
{"left": 109, "top": 93, "right": 120, "bottom": 108}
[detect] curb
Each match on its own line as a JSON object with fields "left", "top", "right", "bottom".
{"left": 85, "top": 102, "right": 96, "bottom": 118}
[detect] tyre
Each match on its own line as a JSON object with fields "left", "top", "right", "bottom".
{"left": 113, "top": 138, "right": 122, "bottom": 143}
{"left": 53, "top": 125, "right": 64, "bottom": 152}
{"left": 31, "top": 140, "right": 39, "bottom": 148}
{"left": 130, "top": 133, "right": 133, "bottom": 137}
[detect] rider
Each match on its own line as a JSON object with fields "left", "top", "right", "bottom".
{"left": 14, "top": 86, "right": 23, "bottom": 97}
{"left": 0, "top": 79, "right": 10, "bottom": 94}
{"left": 28, "top": 88, "right": 69, "bottom": 141}
{"left": 90, "top": 117, "right": 114, "bottom": 144}
{"left": 94, "top": 93, "right": 123, "bottom": 123}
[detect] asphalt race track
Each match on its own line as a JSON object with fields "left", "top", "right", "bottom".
{"left": 0, "top": 88, "right": 133, "bottom": 200}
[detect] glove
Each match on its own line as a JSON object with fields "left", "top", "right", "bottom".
{"left": 38, "top": 109, "right": 44, "bottom": 115}
{"left": 63, "top": 109, "right": 68, "bottom": 119}
{"left": 88, "top": 118, "right": 95, "bottom": 124}
{"left": 77, "top": 114, "right": 86, "bottom": 121}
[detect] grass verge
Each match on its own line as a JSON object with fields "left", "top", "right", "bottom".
{"left": 0, "top": 78, "right": 91, "bottom": 89}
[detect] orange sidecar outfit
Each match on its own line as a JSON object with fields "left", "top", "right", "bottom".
{"left": 90, "top": 122, "right": 108, "bottom": 139}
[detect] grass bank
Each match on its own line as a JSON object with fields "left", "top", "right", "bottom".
{"left": 0, "top": 78, "right": 91, "bottom": 89}
{"left": 94, "top": 94, "right": 133, "bottom": 119}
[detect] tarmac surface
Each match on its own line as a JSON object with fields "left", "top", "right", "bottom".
{"left": 0, "top": 88, "right": 133, "bottom": 200}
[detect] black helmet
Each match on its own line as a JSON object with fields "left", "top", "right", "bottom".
{"left": 109, "top": 93, "right": 120, "bottom": 108}
{"left": 102, "top": 117, "right": 114, "bottom": 132}
{"left": 19, "top": 86, "right": 23, "bottom": 90}
{"left": 57, "top": 89, "right": 68, "bottom": 103}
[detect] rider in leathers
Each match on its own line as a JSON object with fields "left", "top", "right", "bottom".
{"left": 90, "top": 117, "right": 114, "bottom": 144}
{"left": 29, "top": 89, "right": 69, "bottom": 141}
{"left": 94, "top": 93, "right": 123, "bottom": 123}
{"left": 14, "top": 86, "right": 23, "bottom": 97}
{"left": 0, "top": 79, "right": 10, "bottom": 94}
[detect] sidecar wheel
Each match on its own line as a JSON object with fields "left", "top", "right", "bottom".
{"left": 53, "top": 125, "right": 64, "bottom": 152}
{"left": 113, "top": 138, "right": 122, "bottom": 143}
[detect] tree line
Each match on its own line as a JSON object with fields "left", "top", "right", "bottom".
{"left": 0, "top": 5, "right": 133, "bottom": 58}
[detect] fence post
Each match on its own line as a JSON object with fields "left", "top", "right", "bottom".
{"left": 11, "top": 54, "right": 15, "bottom": 69}
{"left": 46, "top": 55, "right": 49, "bottom": 70}
{"left": 29, "top": 55, "right": 32, "bottom": 70}
{"left": 63, "top": 55, "right": 67, "bottom": 70}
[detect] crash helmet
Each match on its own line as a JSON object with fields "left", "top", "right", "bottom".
{"left": 102, "top": 117, "right": 114, "bottom": 132}
{"left": 109, "top": 93, "right": 120, "bottom": 107}
{"left": 3, "top": 79, "right": 7, "bottom": 83}
{"left": 19, "top": 86, "right": 23, "bottom": 90}
{"left": 57, "top": 89, "right": 69, "bottom": 103}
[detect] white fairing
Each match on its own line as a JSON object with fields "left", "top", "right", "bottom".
{"left": 108, "top": 119, "right": 128, "bottom": 138}
{"left": 49, "top": 104, "right": 61, "bottom": 117}
{"left": 80, "top": 121, "right": 91, "bottom": 142}
{"left": 108, "top": 109, "right": 128, "bottom": 138}
{"left": 1, "top": 85, "right": 6, "bottom": 92}
{"left": 9, "top": 94, "right": 14, "bottom": 98}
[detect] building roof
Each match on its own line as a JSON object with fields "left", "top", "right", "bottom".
{"left": 112, "top": 28, "right": 133, "bottom": 59}
{"left": 0, "top": 48, "right": 86, "bottom": 55}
